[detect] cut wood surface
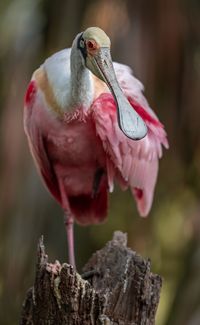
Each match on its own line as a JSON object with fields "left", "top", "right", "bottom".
{"left": 20, "top": 231, "right": 162, "bottom": 325}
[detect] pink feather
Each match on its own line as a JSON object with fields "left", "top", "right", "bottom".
{"left": 24, "top": 61, "right": 168, "bottom": 224}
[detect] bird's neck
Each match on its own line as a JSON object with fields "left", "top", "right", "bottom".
{"left": 69, "top": 45, "right": 93, "bottom": 110}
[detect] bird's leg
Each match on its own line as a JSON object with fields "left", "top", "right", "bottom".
{"left": 64, "top": 211, "right": 76, "bottom": 269}
{"left": 57, "top": 178, "right": 76, "bottom": 269}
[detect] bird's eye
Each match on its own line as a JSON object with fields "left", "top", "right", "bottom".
{"left": 87, "top": 40, "right": 97, "bottom": 50}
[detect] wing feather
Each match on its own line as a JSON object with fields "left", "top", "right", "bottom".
{"left": 24, "top": 82, "right": 61, "bottom": 204}
{"left": 92, "top": 64, "right": 168, "bottom": 217}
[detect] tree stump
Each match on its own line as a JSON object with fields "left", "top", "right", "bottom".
{"left": 20, "top": 231, "right": 162, "bottom": 324}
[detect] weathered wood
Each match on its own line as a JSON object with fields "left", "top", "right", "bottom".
{"left": 20, "top": 231, "right": 162, "bottom": 324}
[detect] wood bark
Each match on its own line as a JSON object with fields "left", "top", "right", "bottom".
{"left": 20, "top": 231, "right": 162, "bottom": 325}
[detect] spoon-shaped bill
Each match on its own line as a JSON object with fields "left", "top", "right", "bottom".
{"left": 88, "top": 48, "right": 147, "bottom": 140}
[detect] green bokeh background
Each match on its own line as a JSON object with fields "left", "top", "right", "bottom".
{"left": 0, "top": 0, "right": 200, "bottom": 324}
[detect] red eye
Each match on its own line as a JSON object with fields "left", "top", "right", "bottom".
{"left": 87, "top": 40, "right": 96, "bottom": 50}
{"left": 88, "top": 41, "right": 94, "bottom": 48}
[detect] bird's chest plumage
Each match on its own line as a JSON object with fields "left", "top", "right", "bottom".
{"left": 38, "top": 106, "right": 106, "bottom": 195}
{"left": 46, "top": 115, "right": 103, "bottom": 166}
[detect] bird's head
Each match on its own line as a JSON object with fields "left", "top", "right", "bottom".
{"left": 77, "top": 27, "right": 111, "bottom": 82}
{"left": 76, "top": 27, "right": 147, "bottom": 140}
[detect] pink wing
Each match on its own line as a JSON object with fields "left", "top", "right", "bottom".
{"left": 24, "top": 81, "right": 61, "bottom": 205}
{"left": 92, "top": 63, "right": 169, "bottom": 217}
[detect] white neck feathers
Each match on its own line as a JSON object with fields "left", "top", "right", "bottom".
{"left": 43, "top": 42, "right": 94, "bottom": 113}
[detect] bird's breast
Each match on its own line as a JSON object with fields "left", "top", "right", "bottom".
{"left": 45, "top": 113, "right": 106, "bottom": 195}
{"left": 41, "top": 108, "right": 105, "bottom": 169}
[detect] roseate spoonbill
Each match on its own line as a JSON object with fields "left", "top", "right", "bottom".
{"left": 24, "top": 27, "right": 168, "bottom": 268}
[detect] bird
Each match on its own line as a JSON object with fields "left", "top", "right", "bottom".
{"left": 24, "top": 27, "right": 168, "bottom": 268}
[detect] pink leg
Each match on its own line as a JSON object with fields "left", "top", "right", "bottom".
{"left": 64, "top": 212, "right": 76, "bottom": 269}
{"left": 57, "top": 178, "right": 76, "bottom": 269}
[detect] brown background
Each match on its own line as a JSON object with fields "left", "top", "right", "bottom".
{"left": 0, "top": 0, "right": 200, "bottom": 324}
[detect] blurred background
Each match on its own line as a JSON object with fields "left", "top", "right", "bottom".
{"left": 0, "top": 0, "right": 200, "bottom": 324}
